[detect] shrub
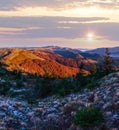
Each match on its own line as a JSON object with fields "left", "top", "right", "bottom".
{"left": 0, "top": 81, "right": 11, "bottom": 95}
{"left": 27, "top": 98, "right": 38, "bottom": 105}
{"left": 73, "top": 107, "right": 103, "bottom": 128}
{"left": 16, "top": 79, "right": 24, "bottom": 88}
{"left": 34, "top": 77, "right": 54, "bottom": 98}
{"left": 33, "top": 77, "right": 77, "bottom": 98}
{"left": 53, "top": 78, "right": 76, "bottom": 96}
{"left": 86, "top": 80, "right": 99, "bottom": 89}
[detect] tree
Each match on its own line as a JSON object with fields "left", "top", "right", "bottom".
{"left": 102, "top": 48, "right": 113, "bottom": 75}
{"left": 90, "top": 64, "right": 97, "bottom": 75}
{"left": 75, "top": 62, "right": 88, "bottom": 87}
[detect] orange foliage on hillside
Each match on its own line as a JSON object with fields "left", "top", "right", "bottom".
{"left": 1, "top": 48, "right": 95, "bottom": 78}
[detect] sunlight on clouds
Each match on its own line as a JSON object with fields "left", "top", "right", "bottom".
{"left": 93, "top": 0, "right": 113, "bottom": 3}
{"left": 0, "top": 6, "right": 118, "bottom": 22}
{"left": 0, "top": 27, "right": 42, "bottom": 32}
{"left": 0, "top": 27, "right": 24, "bottom": 32}
{"left": 0, "top": 6, "right": 118, "bottom": 23}
{"left": 71, "top": 37, "right": 119, "bottom": 49}
{"left": 57, "top": 26, "right": 72, "bottom": 29}
{"left": 0, "top": 34, "right": 118, "bottom": 49}
{"left": 0, "top": 27, "right": 43, "bottom": 36}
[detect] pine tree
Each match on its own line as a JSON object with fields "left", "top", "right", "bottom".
{"left": 90, "top": 64, "right": 97, "bottom": 75}
{"left": 102, "top": 48, "right": 113, "bottom": 75}
{"left": 75, "top": 62, "right": 88, "bottom": 87}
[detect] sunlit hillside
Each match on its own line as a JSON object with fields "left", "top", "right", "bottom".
{"left": 1, "top": 47, "right": 96, "bottom": 77}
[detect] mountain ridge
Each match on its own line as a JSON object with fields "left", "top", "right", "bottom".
{"left": 1, "top": 47, "right": 96, "bottom": 77}
{"left": 1, "top": 46, "right": 119, "bottom": 78}
{"left": 87, "top": 46, "right": 119, "bottom": 56}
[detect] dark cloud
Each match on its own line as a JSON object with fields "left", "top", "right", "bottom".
{"left": 0, "top": 16, "right": 109, "bottom": 28}
{"left": 0, "top": 1, "right": 20, "bottom": 10}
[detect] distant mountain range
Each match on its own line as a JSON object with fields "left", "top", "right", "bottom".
{"left": 87, "top": 46, "right": 119, "bottom": 58}
{"left": 43, "top": 46, "right": 102, "bottom": 60}
{"left": 0, "top": 46, "right": 119, "bottom": 78}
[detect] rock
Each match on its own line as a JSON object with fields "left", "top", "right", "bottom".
{"left": 53, "top": 104, "right": 59, "bottom": 108}
{"left": 47, "top": 113, "right": 58, "bottom": 119}
{"left": 88, "top": 93, "right": 94, "bottom": 102}
{"left": 0, "top": 112, "right": 6, "bottom": 119}
{"left": 68, "top": 124, "right": 76, "bottom": 130}
{"left": 27, "top": 112, "right": 34, "bottom": 117}
{"left": 68, "top": 124, "right": 82, "bottom": 130}
{"left": 99, "top": 124, "right": 108, "bottom": 130}
{"left": 105, "top": 111, "right": 112, "bottom": 116}
{"left": 113, "top": 101, "right": 119, "bottom": 109}
{"left": 94, "top": 93, "right": 100, "bottom": 102}
{"left": 14, "top": 102, "right": 22, "bottom": 107}
{"left": 13, "top": 110, "right": 19, "bottom": 117}
{"left": 0, "top": 127, "right": 5, "bottom": 130}
{"left": 102, "top": 102, "right": 112, "bottom": 110}
{"left": 47, "top": 107, "right": 57, "bottom": 113}
{"left": 34, "top": 108, "right": 43, "bottom": 112}
{"left": 63, "top": 101, "right": 80, "bottom": 114}
{"left": 8, "top": 105, "right": 14, "bottom": 111}
{"left": 115, "top": 89, "right": 119, "bottom": 97}
{"left": 111, "top": 128, "right": 118, "bottom": 130}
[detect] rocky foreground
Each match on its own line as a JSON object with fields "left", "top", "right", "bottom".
{"left": 0, "top": 72, "right": 119, "bottom": 130}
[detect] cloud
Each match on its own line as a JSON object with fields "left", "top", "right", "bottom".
{"left": 0, "top": 1, "right": 119, "bottom": 48}
{"left": 0, "top": 16, "right": 118, "bottom": 42}
{"left": 0, "top": 16, "right": 109, "bottom": 28}
{"left": 58, "top": 17, "right": 109, "bottom": 24}
{"left": 0, "top": 0, "right": 84, "bottom": 10}
{"left": 0, "top": 0, "right": 119, "bottom": 11}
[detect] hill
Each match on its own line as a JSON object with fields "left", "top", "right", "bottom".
{"left": 87, "top": 46, "right": 119, "bottom": 57}
{"left": 87, "top": 46, "right": 119, "bottom": 67}
{"left": 1, "top": 48, "right": 78, "bottom": 77}
{"left": 1, "top": 47, "right": 97, "bottom": 78}
{"left": 0, "top": 71, "right": 119, "bottom": 129}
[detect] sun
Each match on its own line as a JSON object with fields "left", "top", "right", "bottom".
{"left": 86, "top": 33, "right": 95, "bottom": 41}
{"left": 87, "top": 33, "right": 94, "bottom": 38}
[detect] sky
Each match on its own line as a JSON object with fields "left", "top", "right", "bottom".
{"left": 0, "top": 0, "right": 119, "bottom": 49}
